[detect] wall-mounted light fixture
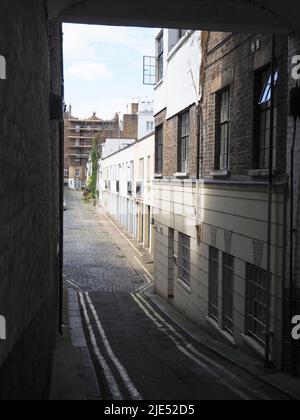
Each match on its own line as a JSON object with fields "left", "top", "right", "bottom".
{"left": 0, "top": 55, "right": 6, "bottom": 80}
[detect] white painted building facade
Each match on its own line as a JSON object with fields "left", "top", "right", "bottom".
{"left": 98, "top": 133, "right": 155, "bottom": 252}
{"left": 138, "top": 101, "right": 155, "bottom": 140}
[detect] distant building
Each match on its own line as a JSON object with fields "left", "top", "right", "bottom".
{"left": 98, "top": 133, "right": 155, "bottom": 253}
{"left": 64, "top": 104, "right": 139, "bottom": 189}
{"left": 138, "top": 101, "right": 155, "bottom": 140}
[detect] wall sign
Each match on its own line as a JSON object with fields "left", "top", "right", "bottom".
{"left": 0, "top": 316, "right": 6, "bottom": 340}
{"left": 0, "top": 55, "right": 6, "bottom": 80}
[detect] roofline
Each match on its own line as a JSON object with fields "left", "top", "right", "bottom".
{"left": 101, "top": 132, "right": 155, "bottom": 161}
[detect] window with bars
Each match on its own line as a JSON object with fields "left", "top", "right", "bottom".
{"left": 178, "top": 110, "right": 190, "bottom": 173}
{"left": 222, "top": 253, "right": 234, "bottom": 334}
{"left": 246, "top": 264, "right": 269, "bottom": 347}
{"left": 155, "top": 125, "right": 164, "bottom": 174}
{"left": 178, "top": 233, "right": 191, "bottom": 286}
{"left": 255, "top": 68, "right": 278, "bottom": 169}
{"left": 216, "top": 88, "right": 230, "bottom": 170}
{"left": 209, "top": 247, "right": 219, "bottom": 321}
{"left": 157, "top": 33, "right": 164, "bottom": 82}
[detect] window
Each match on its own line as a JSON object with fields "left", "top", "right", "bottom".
{"left": 246, "top": 264, "right": 269, "bottom": 347}
{"left": 216, "top": 89, "right": 230, "bottom": 170}
{"left": 209, "top": 247, "right": 219, "bottom": 321}
{"left": 155, "top": 125, "right": 164, "bottom": 174}
{"left": 178, "top": 233, "right": 191, "bottom": 286}
{"left": 168, "top": 29, "right": 188, "bottom": 51}
{"left": 147, "top": 121, "right": 154, "bottom": 131}
{"left": 255, "top": 68, "right": 278, "bottom": 169}
{"left": 157, "top": 33, "right": 164, "bottom": 82}
{"left": 75, "top": 169, "right": 81, "bottom": 178}
{"left": 178, "top": 29, "right": 188, "bottom": 38}
{"left": 222, "top": 254, "right": 234, "bottom": 334}
{"left": 139, "top": 158, "right": 145, "bottom": 180}
{"left": 178, "top": 110, "right": 190, "bottom": 173}
{"left": 136, "top": 182, "right": 143, "bottom": 198}
{"left": 64, "top": 169, "right": 69, "bottom": 177}
{"left": 130, "top": 161, "right": 134, "bottom": 182}
{"left": 143, "top": 56, "right": 156, "bottom": 86}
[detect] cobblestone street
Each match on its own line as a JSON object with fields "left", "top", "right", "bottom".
{"left": 64, "top": 191, "right": 146, "bottom": 293}
{"left": 59, "top": 190, "right": 290, "bottom": 401}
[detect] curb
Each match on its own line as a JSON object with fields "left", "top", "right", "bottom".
{"left": 143, "top": 290, "right": 299, "bottom": 401}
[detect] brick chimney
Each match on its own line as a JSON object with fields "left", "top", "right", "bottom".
{"left": 131, "top": 103, "right": 139, "bottom": 115}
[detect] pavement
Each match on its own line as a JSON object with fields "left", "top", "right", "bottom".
{"left": 50, "top": 189, "right": 300, "bottom": 400}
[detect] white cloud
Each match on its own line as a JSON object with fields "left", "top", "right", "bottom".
{"left": 63, "top": 24, "right": 157, "bottom": 62}
{"left": 69, "top": 97, "right": 131, "bottom": 120}
{"left": 66, "top": 61, "right": 112, "bottom": 81}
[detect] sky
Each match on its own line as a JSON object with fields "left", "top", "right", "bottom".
{"left": 63, "top": 24, "right": 158, "bottom": 120}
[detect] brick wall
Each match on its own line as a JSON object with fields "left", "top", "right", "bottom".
{"left": 155, "top": 105, "right": 198, "bottom": 178}
{"left": 0, "top": 0, "right": 62, "bottom": 399}
{"left": 202, "top": 32, "right": 288, "bottom": 177}
{"left": 122, "top": 114, "right": 138, "bottom": 139}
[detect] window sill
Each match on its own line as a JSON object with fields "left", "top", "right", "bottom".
{"left": 210, "top": 170, "right": 231, "bottom": 178}
{"left": 177, "top": 278, "right": 192, "bottom": 295}
{"left": 154, "top": 79, "right": 163, "bottom": 90}
{"left": 248, "top": 169, "right": 278, "bottom": 178}
{"left": 167, "top": 31, "right": 193, "bottom": 62}
{"left": 154, "top": 173, "right": 163, "bottom": 179}
{"left": 241, "top": 334, "right": 266, "bottom": 360}
{"left": 174, "top": 172, "right": 190, "bottom": 179}
{"left": 206, "top": 317, "right": 237, "bottom": 348}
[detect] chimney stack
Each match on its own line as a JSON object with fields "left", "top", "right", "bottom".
{"left": 131, "top": 103, "right": 139, "bottom": 115}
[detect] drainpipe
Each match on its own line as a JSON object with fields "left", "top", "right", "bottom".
{"left": 265, "top": 35, "right": 277, "bottom": 368}
{"left": 289, "top": 104, "right": 299, "bottom": 375}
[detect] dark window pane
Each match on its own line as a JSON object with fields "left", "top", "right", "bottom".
{"left": 178, "top": 233, "right": 191, "bottom": 286}
{"left": 209, "top": 247, "right": 219, "bottom": 321}
{"left": 246, "top": 264, "right": 270, "bottom": 347}
{"left": 222, "top": 254, "right": 234, "bottom": 334}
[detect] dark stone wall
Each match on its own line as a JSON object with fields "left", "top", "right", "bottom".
{"left": 285, "top": 34, "right": 300, "bottom": 377}
{"left": 0, "top": 0, "right": 62, "bottom": 399}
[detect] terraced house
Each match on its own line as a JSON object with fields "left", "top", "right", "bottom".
{"left": 153, "top": 30, "right": 293, "bottom": 371}
{"left": 98, "top": 132, "right": 155, "bottom": 253}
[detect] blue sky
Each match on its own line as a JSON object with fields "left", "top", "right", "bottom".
{"left": 63, "top": 24, "right": 158, "bottom": 119}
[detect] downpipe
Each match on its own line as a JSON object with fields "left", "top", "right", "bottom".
{"left": 265, "top": 35, "right": 276, "bottom": 368}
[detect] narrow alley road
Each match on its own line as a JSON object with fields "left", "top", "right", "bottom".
{"left": 63, "top": 190, "right": 288, "bottom": 401}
